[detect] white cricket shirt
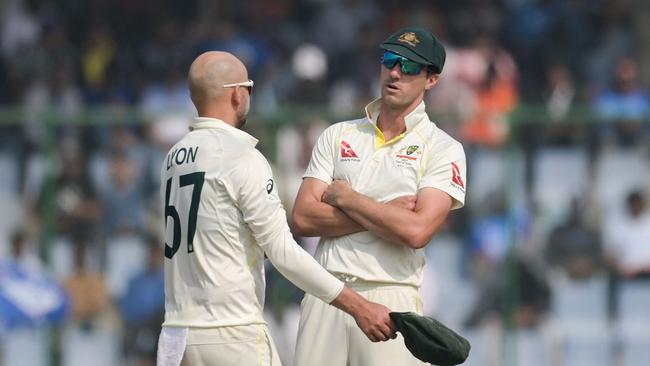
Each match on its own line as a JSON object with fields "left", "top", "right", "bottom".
{"left": 304, "top": 99, "right": 467, "bottom": 287}
{"left": 605, "top": 211, "right": 650, "bottom": 275}
{"left": 161, "top": 117, "right": 343, "bottom": 328}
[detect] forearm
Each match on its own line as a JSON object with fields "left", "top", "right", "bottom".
{"left": 263, "top": 224, "right": 344, "bottom": 303}
{"left": 330, "top": 286, "right": 370, "bottom": 315}
{"left": 337, "top": 191, "right": 424, "bottom": 247}
{"left": 330, "top": 286, "right": 397, "bottom": 343}
{"left": 292, "top": 199, "right": 365, "bottom": 237}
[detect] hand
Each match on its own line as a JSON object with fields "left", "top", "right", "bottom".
{"left": 330, "top": 287, "right": 397, "bottom": 342}
{"left": 353, "top": 300, "right": 397, "bottom": 342}
{"left": 321, "top": 180, "right": 354, "bottom": 207}
{"left": 386, "top": 195, "right": 417, "bottom": 211}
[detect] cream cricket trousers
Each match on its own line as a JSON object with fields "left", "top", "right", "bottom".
{"left": 158, "top": 324, "right": 282, "bottom": 366}
{"left": 293, "top": 282, "right": 428, "bottom": 366}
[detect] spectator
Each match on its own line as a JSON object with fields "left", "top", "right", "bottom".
{"left": 546, "top": 199, "right": 604, "bottom": 279}
{"left": 0, "top": 0, "right": 40, "bottom": 59}
{"left": 604, "top": 190, "right": 650, "bottom": 279}
{"left": 586, "top": 1, "right": 635, "bottom": 90}
{"left": 311, "top": 0, "right": 381, "bottom": 60}
{"left": 62, "top": 241, "right": 108, "bottom": 329}
{"left": 460, "top": 36, "right": 518, "bottom": 147}
{"left": 1, "top": 229, "right": 67, "bottom": 366}
{"left": 99, "top": 151, "right": 145, "bottom": 236}
{"left": 464, "top": 194, "right": 550, "bottom": 328}
{"left": 468, "top": 194, "right": 511, "bottom": 264}
{"left": 593, "top": 57, "right": 650, "bottom": 144}
{"left": 60, "top": 241, "right": 120, "bottom": 366}
{"left": 8, "top": 228, "right": 43, "bottom": 273}
{"left": 594, "top": 57, "right": 649, "bottom": 121}
{"left": 36, "top": 137, "right": 102, "bottom": 243}
{"left": 464, "top": 252, "right": 550, "bottom": 329}
{"left": 545, "top": 63, "right": 575, "bottom": 122}
{"left": 119, "top": 238, "right": 164, "bottom": 366}
{"left": 80, "top": 24, "right": 117, "bottom": 104}
{"left": 538, "top": 63, "right": 582, "bottom": 147}
{"left": 139, "top": 65, "right": 195, "bottom": 149}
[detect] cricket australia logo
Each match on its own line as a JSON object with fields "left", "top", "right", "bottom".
{"left": 396, "top": 145, "right": 420, "bottom": 161}
{"left": 395, "top": 145, "right": 421, "bottom": 168}
{"left": 406, "top": 145, "right": 419, "bottom": 155}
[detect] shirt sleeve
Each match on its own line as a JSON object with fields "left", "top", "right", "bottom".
{"left": 419, "top": 141, "right": 467, "bottom": 209}
{"left": 229, "top": 149, "right": 343, "bottom": 303}
{"left": 303, "top": 125, "right": 336, "bottom": 184}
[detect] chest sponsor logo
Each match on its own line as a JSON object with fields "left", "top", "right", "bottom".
{"left": 451, "top": 162, "right": 465, "bottom": 189}
{"left": 340, "top": 140, "right": 360, "bottom": 161}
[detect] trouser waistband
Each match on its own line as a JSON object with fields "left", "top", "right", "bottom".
{"left": 330, "top": 272, "right": 418, "bottom": 291}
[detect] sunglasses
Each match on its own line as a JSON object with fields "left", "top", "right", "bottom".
{"left": 223, "top": 79, "right": 254, "bottom": 95}
{"left": 380, "top": 51, "right": 425, "bottom": 75}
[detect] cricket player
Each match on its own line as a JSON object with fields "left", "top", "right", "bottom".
{"left": 156, "top": 51, "right": 395, "bottom": 366}
{"left": 292, "top": 26, "right": 467, "bottom": 366}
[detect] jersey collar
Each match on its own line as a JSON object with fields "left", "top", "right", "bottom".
{"left": 364, "top": 98, "right": 430, "bottom": 132}
{"left": 189, "top": 117, "right": 258, "bottom": 147}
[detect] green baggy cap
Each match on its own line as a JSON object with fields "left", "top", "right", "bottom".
{"left": 390, "top": 312, "right": 470, "bottom": 365}
{"left": 380, "top": 26, "right": 446, "bottom": 74}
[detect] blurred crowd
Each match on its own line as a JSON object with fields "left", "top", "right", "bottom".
{"left": 0, "top": 0, "right": 650, "bottom": 365}
{"left": 1, "top": 0, "right": 650, "bottom": 123}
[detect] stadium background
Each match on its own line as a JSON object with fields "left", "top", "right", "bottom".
{"left": 0, "top": 0, "right": 649, "bottom": 365}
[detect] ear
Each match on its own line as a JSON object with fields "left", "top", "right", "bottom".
{"left": 230, "top": 86, "right": 243, "bottom": 109}
{"left": 424, "top": 73, "right": 440, "bottom": 91}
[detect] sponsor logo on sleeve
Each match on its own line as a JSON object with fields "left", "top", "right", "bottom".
{"left": 451, "top": 162, "right": 465, "bottom": 190}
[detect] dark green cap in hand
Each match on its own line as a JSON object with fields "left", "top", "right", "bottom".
{"left": 390, "top": 312, "right": 470, "bottom": 365}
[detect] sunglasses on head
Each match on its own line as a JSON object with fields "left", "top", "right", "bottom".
{"left": 223, "top": 79, "right": 254, "bottom": 95}
{"left": 380, "top": 51, "right": 426, "bottom": 75}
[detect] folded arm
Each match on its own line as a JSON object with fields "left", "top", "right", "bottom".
{"left": 322, "top": 180, "right": 453, "bottom": 249}
{"left": 292, "top": 177, "right": 418, "bottom": 238}
{"left": 291, "top": 177, "right": 366, "bottom": 237}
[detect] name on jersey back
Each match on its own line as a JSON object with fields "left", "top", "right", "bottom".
{"left": 166, "top": 146, "right": 199, "bottom": 170}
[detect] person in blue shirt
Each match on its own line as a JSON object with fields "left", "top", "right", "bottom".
{"left": 120, "top": 237, "right": 165, "bottom": 365}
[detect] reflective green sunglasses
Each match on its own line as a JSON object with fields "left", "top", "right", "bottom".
{"left": 380, "top": 51, "right": 425, "bottom": 75}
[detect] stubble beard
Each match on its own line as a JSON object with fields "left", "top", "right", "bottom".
{"left": 382, "top": 90, "right": 411, "bottom": 110}
{"left": 236, "top": 96, "right": 250, "bottom": 128}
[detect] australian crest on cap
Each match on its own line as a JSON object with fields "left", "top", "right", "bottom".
{"left": 398, "top": 32, "right": 419, "bottom": 47}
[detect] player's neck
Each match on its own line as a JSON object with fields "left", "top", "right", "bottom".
{"left": 197, "top": 106, "right": 238, "bottom": 128}
{"left": 377, "top": 97, "right": 422, "bottom": 138}
{"left": 377, "top": 113, "right": 405, "bottom": 141}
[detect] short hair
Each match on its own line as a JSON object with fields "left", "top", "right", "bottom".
{"left": 425, "top": 65, "right": 438, "bottom": 77}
